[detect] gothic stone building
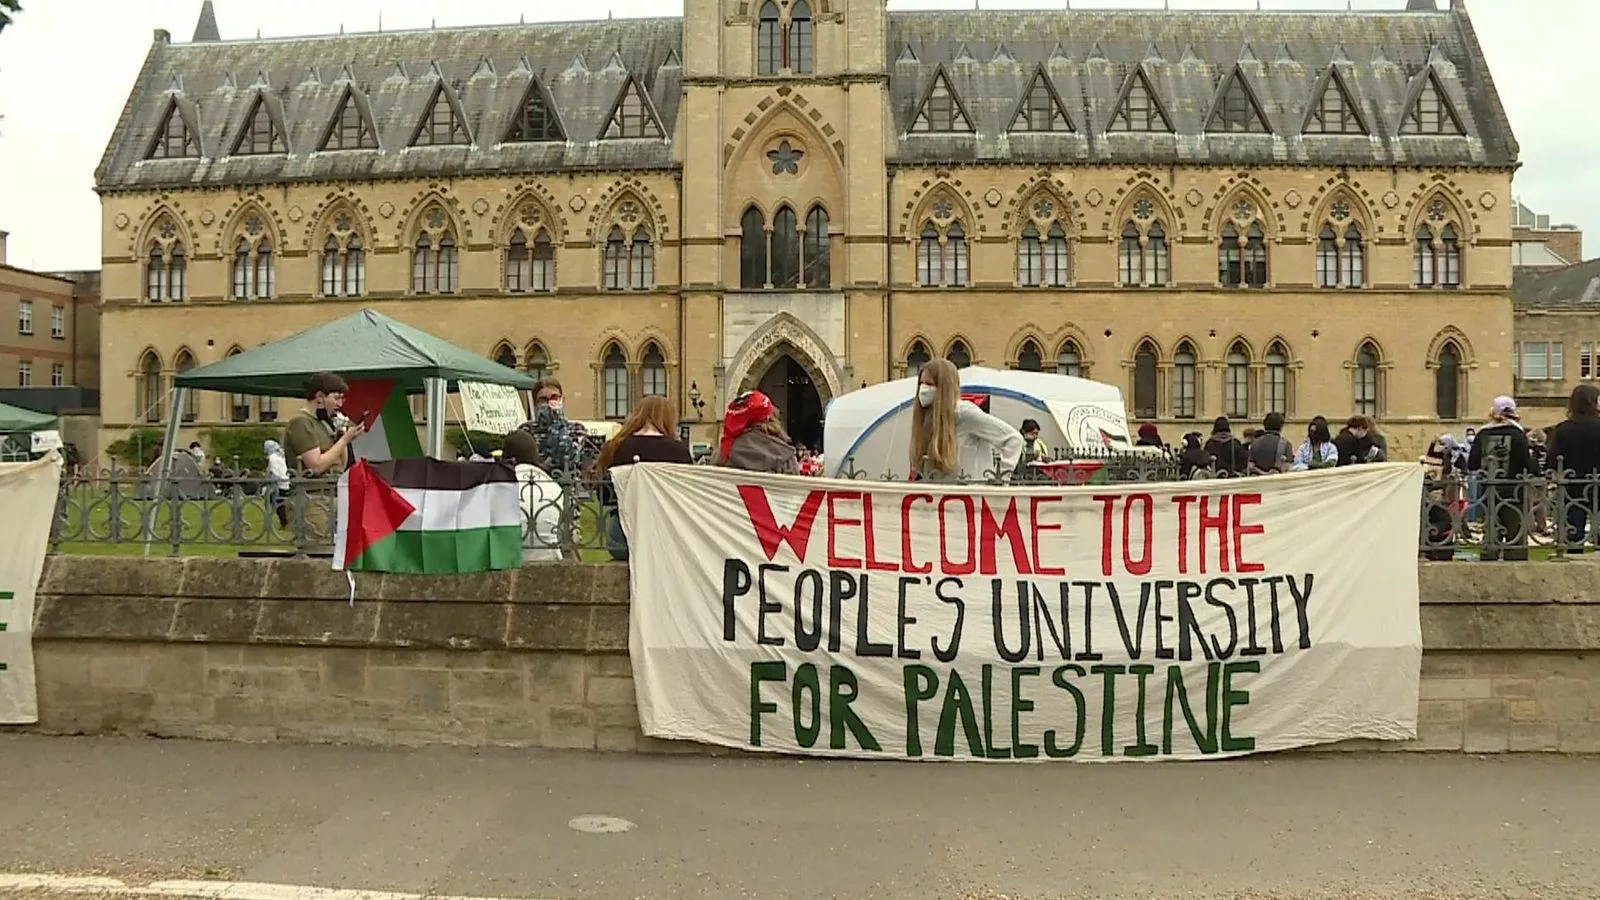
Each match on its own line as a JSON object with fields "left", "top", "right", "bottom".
{"left": 96, "top": 0, "right": 1517, "bottom": 457}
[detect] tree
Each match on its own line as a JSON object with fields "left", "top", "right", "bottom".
{"left": 0, "top": 0, "right": 20, "bottom": 34}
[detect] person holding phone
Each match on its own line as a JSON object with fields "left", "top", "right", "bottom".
{"left": 281, "top": 372, "right": 365, "bottom": 551}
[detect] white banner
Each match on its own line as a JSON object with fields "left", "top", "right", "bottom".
{"left": 614, "top": 463, "right": 1424, "bottom": 761}
{"left": 0, "top": 453, "right": 61, "bottom": 724}
{"left": 458, "top": 382, "right": 526, "bottom": 436}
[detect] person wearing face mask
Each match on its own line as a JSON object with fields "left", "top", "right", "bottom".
{"left": 521, "top": 378, "right": 584, "bottom": 475}
{"left": 280, "top": 371, "right": 365, "bottom": 550}
{"left": 909, "top": 359, "right": 1023, "bottom": 483}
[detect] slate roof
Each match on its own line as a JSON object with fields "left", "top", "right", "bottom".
{"left": 96, "top": 4, "right": 1516, "bottom": 191}
{"left": 1514, "top": 260, "right": 1600, "bottom": 311}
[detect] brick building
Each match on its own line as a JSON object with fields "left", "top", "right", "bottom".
{"left": 0, "top": 231, "right": 101, "bottom": 393}
{"left": 93, "top": 0, "right": 1518, "bottom": 457}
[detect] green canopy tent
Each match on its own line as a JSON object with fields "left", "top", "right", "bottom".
{"left": 0, "top": 401, "right": 59, "bottom": 461}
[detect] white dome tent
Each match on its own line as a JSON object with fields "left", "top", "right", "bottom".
{"left": 822, "top": 367, "right": 1138, "bottom": 481}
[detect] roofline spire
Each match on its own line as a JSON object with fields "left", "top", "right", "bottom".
{"left": 191, "top": 0, "right": 220, "bottom": 42}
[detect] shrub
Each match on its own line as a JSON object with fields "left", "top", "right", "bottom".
{"left": 446, "top": 427, "right": 505, "bottom": 457}
{"left": 104, "top": 428, "right": 166, "bottom": 468}
{"left": 202, "top": 425, "right": 283, "bottom": 472}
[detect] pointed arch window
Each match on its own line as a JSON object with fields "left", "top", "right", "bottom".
{"left": 947, "top": 340, "right": 972, "bottom": 369}
{"left": 524, "top": 343, "right": 550, "bottom": 384}
{"left": 1440, "top": 225, "right": 1462, "bottom": 288}
{"left": 602, "top": 343, "right": 629, "bottom": 419}
{"left": 415, "top": 85, "right": 469, "bottom": 146}
{"left": 531, "top": 231, "right": 555, "bottom": 291}
{"left": 771, "top": 206, "right": 800, "bottom": 288}
{"left": 1119, "top": 222, "right": 1142, "bottom": 286}
{"left": 803, "top": 205, "right": 830, "bottom": 288}
{"left": 642, "top": 343, "right": 668, "bottom": 397}
{"left": 1220, "top": 221, "right": 1268, "bottom": 288}
{"left": 255, "top": 241, "right": 274, "bottom": 299}
{"left": 944, "top": 222, "right": 969, "bottom": 287}
{"left": 741, "top": 207, "right": 767, "bottom": 288}
{"left": 916, "top": 217, "right": 968, "bottom": 288}
{"left": 233, "top": 239, "right": 251, "bottom": 299}
{"left": 630, "top": 228, "right": 655, "bottom": 289}
{"left": 757, "top": 2, "right": 782, "bottom": 76}
{"left": 231, "top": 233, "right": 274, "bottom": 301}
{"left": 412, "top": 216, "right": 458, "bottom": 295}
{"left": 506, "top": 230, "right": 530, "bottom": 292}
{"left": 1056, "top": 341, "right": 1083, "bottom": 378}
{"left": 325, "top": 90, "right": 377, "bottom": 150}
{"left": 173, "top": 351, "right": 198, "bottom": 423}
{"left": 1173, "top": 342, "right": 1198, "bottom": 420}
{"left": 168, "top": 243, "right": 187, "bottom": 301}
{"left": 321, "top": 236, "right": 341, "bottom": 296}
{"left": 1316, "top": 225, "right": 1339, "bottom": 288}
{"left": 604, "top": 227, "right": 628, "bottom": 290}
{"left": 149, "top": 101, "right": 199, "bottom": 159}
{"left": 1354, "top": 342, "right": 1380, "bottom": 417}
{"left": 493, "top": 344, "right": 518, "bottom": 369}
{"left": 344, "top": 236, "right": 366, "bottom": 296}
{"left": 146, "top": 244, "right": 165, "bottom": 302}
{"left": 1306, "top": 71, "right": 1364, "bottom": 135}
{"left": 1109, "top": 71, "right": 1171, "bottom": 133}
{"left": 917, "top": 223, "right": 940, "bottom": 286}
{"left": 1120, "top": 214, "right": 1168, "bottom": 288}
{"left": 222, "top": 347, "right": 251, "bottom": 423}
{"left": 1436, "top": 342, "right": 1462, "bottom": 420}
{"left": 506, "top": 79, "right": 564, "bottom": 142}
{"left": 1218, "top": 224, "right": 1243, "bottom": 287}
{"left": 1016, "top": 340, "right": 1043, "bottom": 372}
{"left": 1343, "top": 224, "right": 1366, "bottom": 288}
{"left": 1145, "top": 223, "right": 1169, "bottom": 287}
{"left": 413, "top": 234, "right": 434, "bottom": 294}
{"left": 1415, "top": 226, "right": 1439, "bottom": 288}
{"left": 1019, "top": 212, "right": 1071, "bottom": 288}
{"left": 1224, "top": 343, "right": 1251, "bottom": 419}
{"left": 906, "top": 340, "right": 931, "bottom": 374}
{"left": 146, "top": 233, "right": 188, "bottom": 303}
{"left": 1019, "top": 224, "right": 1043, "bottom": 286}
{"left": 1132, "top": 342, "right": 1158, "bottom": 420}
{"left": 1044, "top": 223, "right": 1070, "bottom": 287}
{"left": 1264, "top": 343, "right": 1289, "bottom": 415}
{"left": 788, "top": 1, "right": 814, "bottom": 75}
{"left": 138, "top": 351, "right": 164, "bottom": 424}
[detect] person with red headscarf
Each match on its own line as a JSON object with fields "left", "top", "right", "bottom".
{"left": 720, "top": 391, "right": 800, "bottom": 474}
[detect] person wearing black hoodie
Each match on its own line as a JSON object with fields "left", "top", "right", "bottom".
{"left": 1468, "top": 395, "right": 1534, "bottom": 561}
{"left": 1203, "top": 417, "right": 1248, "bottom": 476}
{"left": 1545, "top": 384, "right": 1600, "bottom": 553}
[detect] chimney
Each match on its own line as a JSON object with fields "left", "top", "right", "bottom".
{"left": 0, "top": 230, "right": 9, "bottom": 266}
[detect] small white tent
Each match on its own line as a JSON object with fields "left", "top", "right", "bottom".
{"left": 822, "top": 367, "right": 1135, "bottom": 480}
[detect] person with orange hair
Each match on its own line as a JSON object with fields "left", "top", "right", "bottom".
{"left": 720, "top": 390, "right": 800, "bottom": 474}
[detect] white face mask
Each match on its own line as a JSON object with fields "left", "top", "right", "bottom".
{"left": 546, "top": 398, "right": 564, "bottom": 413}
{"left": 917, "top": 385, "right": 936, "bottom": 409}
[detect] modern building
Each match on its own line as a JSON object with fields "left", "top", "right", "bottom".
{"left": 94, "top": 0, "right": 1518, "bottom": 459}
{"left": 1512, "top": 258, "right": 1600, "bottom": 426}
{"left": 1511, "top": 201, "right": 1583, "bottom": 274}
{"left": 0, "top": 232, "right": 101, "bottom": 393}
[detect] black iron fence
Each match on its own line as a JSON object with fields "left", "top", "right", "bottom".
{"left": 44, "top": 449, "right": 1600, "bottom": 561}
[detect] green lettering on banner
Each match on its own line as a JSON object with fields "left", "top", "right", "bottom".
{"left": 1124, "top": 665, "right": 1159, "bottom": 758}
{"left": 1220, "top": 660, "right": 1260, "bottom": 752}
{"left": 935, "top": 670, "right": 984, "bottom": 758}
{"left": 903, "top": 665, "right": 939, "bottom": 757}
{"left": 750, "top": 661, "right": 786, "bottom": 747}
{"left": 793, "top": 663, "right": 822, "bottom": 748}
{"left": 1044, "top": 665, "right": 1087, "bottom": 758}
{"left": 1010, "top": 666, "right": 1040, "bottom": 759}
{"left": 980, "top": 665, "right": 1011, "bottom": 759}
{"left": 1163, "top": 663, "right": 1219, "bottom": 754}
{"left": 1090, "top": 665, "right": 1125, "bottom": 757}
{"left": 828, "top": 665, "right": 882, "bottom": 752}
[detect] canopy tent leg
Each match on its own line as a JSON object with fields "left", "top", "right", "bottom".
{"left": 424, "top": 377, "right": 447, "bottom": 459}
{"left": 143, "top": 387, "right": 187, "bottom": 557}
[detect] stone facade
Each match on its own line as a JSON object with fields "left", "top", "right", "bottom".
{"left": 25, "top": 556, "right": 1600, "bottom": 755}
{"left": 95, "top": 2, "right": 1519, "bottom": 458}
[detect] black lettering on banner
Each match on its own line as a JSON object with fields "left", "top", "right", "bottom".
{"left": 1263, "top": 575, "right": 1287, "bottom": 654}
{"left": 1045, "top": 665, "right": 1087, "bottom": 758}
{"left": 1287, "top": 573, "right": 1315, "bottom": 651}
{"left": 1153, "top": 580, "right": 1175, "bottom": 660}
{"left": 756, "top": 563, "right": 789, "bottom": 646}
{"left": 749, "top": 660, "right": 785, "bottom": 746}
{"left": 932, "top": 577, "right": 965, "bottom": 663}
{"left": 721, "top": 559, "right": 753, "bottom": 642}
{"left": 993, "top": 581, "right": 1032, "bottom": 664}
{"left": 827, "top": 570, "right": 854, "bottom": 653}
{"left": 1204, "top": 579, "right": 1240, "bottom": 659}
{"left": 1071, "top": 581, "right": 1103, "bottom": 661}
{"left": 1036, "top": 584, "right": 1072, "bottom": 661}
{"left": 1238, "top": 577, "right": 1267, "bottom": 657}
{"left": 854, "top": 574, "right": 893, "bottom": 658}
{"left": 1107, "top": 583, "right": 1148, "bottom": 660}
{"left": 793, "top": 569, "right": 825, "bottom": 652}
{"left": 897, "top": 576, "right": 924, "bottom": 660}
{"left": 1174, "top": 581, "right": 1214, "bottom": 662}
{"left": 793, "top": 662, "right": 822, "bottom": 748}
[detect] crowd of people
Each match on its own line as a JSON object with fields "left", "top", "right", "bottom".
{"left": 1126, "top": 412, "right": 1390, "bottom": 477}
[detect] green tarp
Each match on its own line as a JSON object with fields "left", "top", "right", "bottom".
{"left": 0, "top": 400, "right": 57, "bottom": 434}
{"left": 174, "top": 308, "right": 540, "bottom": 397}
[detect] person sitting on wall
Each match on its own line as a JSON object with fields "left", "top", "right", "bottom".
{"left": 502, "top": 429, "right": 565, "bottom": 564}
{"left": 719, "top": 391, "right": 800, "bottom": 475}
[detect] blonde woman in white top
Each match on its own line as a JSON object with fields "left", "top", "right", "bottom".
{"left": 909, "top": 358, "right": 1023, "bottom": 483}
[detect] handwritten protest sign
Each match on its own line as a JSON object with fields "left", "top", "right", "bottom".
{"left": 459, "top": 381, "right": 526, "bottom": 436}
{"left": 0, "top": 453, "right": 62, "bottom": 724}
{"left": 613, "top": 463, "right": 1423, "bottom": 761}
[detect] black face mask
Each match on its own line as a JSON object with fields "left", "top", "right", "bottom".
{"left": 315, "top": 408, "right": 333, "bottom": 423}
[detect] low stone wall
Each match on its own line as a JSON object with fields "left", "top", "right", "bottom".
{"left": 21, "top": 556, "right": 1600, "bottom": 754}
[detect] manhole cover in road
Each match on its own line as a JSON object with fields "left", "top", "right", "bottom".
{"left": 567, "top": 814, "right": 636, "bottom": 834}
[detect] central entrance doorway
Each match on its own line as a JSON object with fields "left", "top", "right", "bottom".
{"left": 755, "top": 354, "right": 825, "bottom": 452}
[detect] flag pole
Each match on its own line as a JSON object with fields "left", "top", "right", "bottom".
{"left": 424, "top": 377, "right": 447, "bottom": 459}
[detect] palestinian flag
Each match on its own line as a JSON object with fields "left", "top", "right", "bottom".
{"left": 342, "top": 379, "right": 423, "bottom": 462}
{"left": 334, "top": 459, "right": 522, "bottom": 573}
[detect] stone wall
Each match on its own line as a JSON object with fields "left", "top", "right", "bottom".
{"left": 21, "top": 556, "right": 1600, "bottom": 754}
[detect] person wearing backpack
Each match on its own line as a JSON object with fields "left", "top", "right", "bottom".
{"left": 1203, "top": 417, "right": 1248, "bottom": 475}
{"left": 1248, "top": 412, "right": 1295, "bottom": 474}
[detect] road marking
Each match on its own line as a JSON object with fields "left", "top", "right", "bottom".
{"left": 0, "top": 873, "right": 559, "bottom": 900}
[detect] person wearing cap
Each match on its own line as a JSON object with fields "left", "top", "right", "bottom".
{"left": 1468, "top": 395, "right": 1534, "bottom": 561}
{"left": 720, "top": 390, "right": 800, "bottom": 474}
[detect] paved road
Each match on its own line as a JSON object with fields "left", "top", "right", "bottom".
{"left": 0, "top": 735, "right": 1594, "bottom": 900}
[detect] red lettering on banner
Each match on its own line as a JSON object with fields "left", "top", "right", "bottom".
{"left": 738, "top": 485, "right": 825, "bottom": 562}
{"left": 1123, "top": 493, "right": 1154, "bottom": 576}
{"left": 1172, "top": 495, "right": 1197, "bottom": 574}
{"left": 978, "top": 498, "right": 1032, "bottom": 575}
{"left": 1199, "top": 496, "right": 1230, "bottom": 574}
{"left": 861, "top": 492, "right": 899, "bottom": 572}
{"left": 826, "top": 491, "right": 865, "bottom": 568}
{"left": 1030, "top": 496, "right": 1066, "bottom": 576}
{"left": 939, "top": 495, "right": 977, "bottom": 576}
{"left": 901, "top": 494, "right": 933, "bottom": 575}
{"left": 1232, "top": 494, "right": 1266, "bottom": 573}
{"left": 1095, "top": 495, "right": 1118, "bottom": 576}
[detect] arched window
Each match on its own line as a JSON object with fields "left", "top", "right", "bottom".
{"left": 756, "top": 2, "right": 781, "bottom": 76}
{"left": 173, "top": 350, "right": 198, "bottom": 423}
{"left": 413, "top": 233, "right": 434, "bottom": 294}
{"left": 944, "top": 221, "right": 968, "bottom": 287}
{"left": 1414, "top": 226, "right": 1438, "bottom": 288}
{"left": 1218, "top": 224, "right": 1242, "bottom": 287}
{"left": 532, "top": 231, "right": 555, "bottom": 291}
{"left": 906, "top": 340, "right": 931, "bottom": 373}
{"left": 1440, "top": 225, "right": 1462, "bottom": 288}
{"left": 947, "top": 339, "right": 972, "bottom": 369}
{"left": 524, "top": 343, "right": 550, "bottom": 384}
{"left": 603, "top": 227, "right": 627, "bottom": 290}
{"left": 629, "top": 228, "right": 654, "bottom": 289}
{"left": 1224, "top": 343, "right": 1250, "bottom": 419}
{"left": 234, "top": 236, "right": 272, "bottom": 300}
{"left": 1019, "top": 224, "right": 1043, "bottom": 287}
{"left": 1173, "top": 342, "right": 1198, "bottom": 420}
{"left": 1145, "top": 224, "right": 1168, "bottom": 287}
{"left": 233, "top": 239, "right": 251, "bottom": 299}
{"left": 224, "top": 347, "right": 250, "bottom": 423}
{"left": 493, "top": 344, "right": 517, "bottom": 369}
{"left": 260, "top": 392, "right": 279, "bottom": 423}
{"left": 1119, "top": 222, "right": 1141, "bottom": 286}
{"left": 1243, "top": 224, "right": 1267, "bottom": 288}
{"left": 138, "top": 351, "right": 164, "bottom": 424}
{"left": 803, "top": 205, "right": 830, "bottom": 288}
{"left": 788, "top": 0, "right": 814, "bottom": 75}
{"left": 506, "top": 230, "right": 530, "bottom": 292}
{"left": 1342, "top": 224, "right": 1365, "bottom": 288}
{"left": 438, "top": 233, "right": 458, "bottom": 293}
{"left": 1044, "top": 222, "right": 1070, "bottom": 287}
{"left": 147, "top": 244, "right": 165, "bottom": 302}
{"left": 1132, "top": 341, "right": 1158, "bottom": 420}
{"left": 602, "top": 343, "right": 629, "bottom": 419}
{"left": 917, "top": 222, "right": 940, "bottom": 286}
{"left": 642, "top": 342, "right": 668, "bottom": 397}
{"left": 1316, "top": 225, "right": 1338, "bottom": 288}
{"left": 1265, "top": 342, "right": 1289, "bottom": 415}
{"left": 1017, "top": 340, "right": 1043, "bottom": 372}
{"left": 1056, "top": 340, "right": 1083, "bottom": 377}
{"left": 740, "top": 207, "right": 767, "bottom": 289}
{"left": 168, "top": 242, "right": 187, "bottom": 301}
{"left": 321, "top": 236, "right": 341, "bottom": 296}
{"left": 771, "top": 206, "right": 799, "bottom": 288}
{"left": 255, "top": 240, "right": 274, "bottom": 299}
{"left": 345, "top": 236, "right": 365, "bottom": 296}
{"left": 1355, "top": 342, "right": 1380, "bottom": 416}
{"left": 1436, "top": 342, "right": 1462, "bottom": 420}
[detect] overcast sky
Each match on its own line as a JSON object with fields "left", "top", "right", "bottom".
{"left": 0, "top": 0, "right": 1591, "bottom": 272}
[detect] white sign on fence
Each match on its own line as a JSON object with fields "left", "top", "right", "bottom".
{"left": 30, "top": 430, "right": 61, "bottom": 453}
{"left": 0, "top": 453, "right": 62, "bottom": 724}
{"left": 458, "top": 381, "right": 526, "bottom": 436}
{"left": 613, "top": 463, "right": 1424, "bottom": 761}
